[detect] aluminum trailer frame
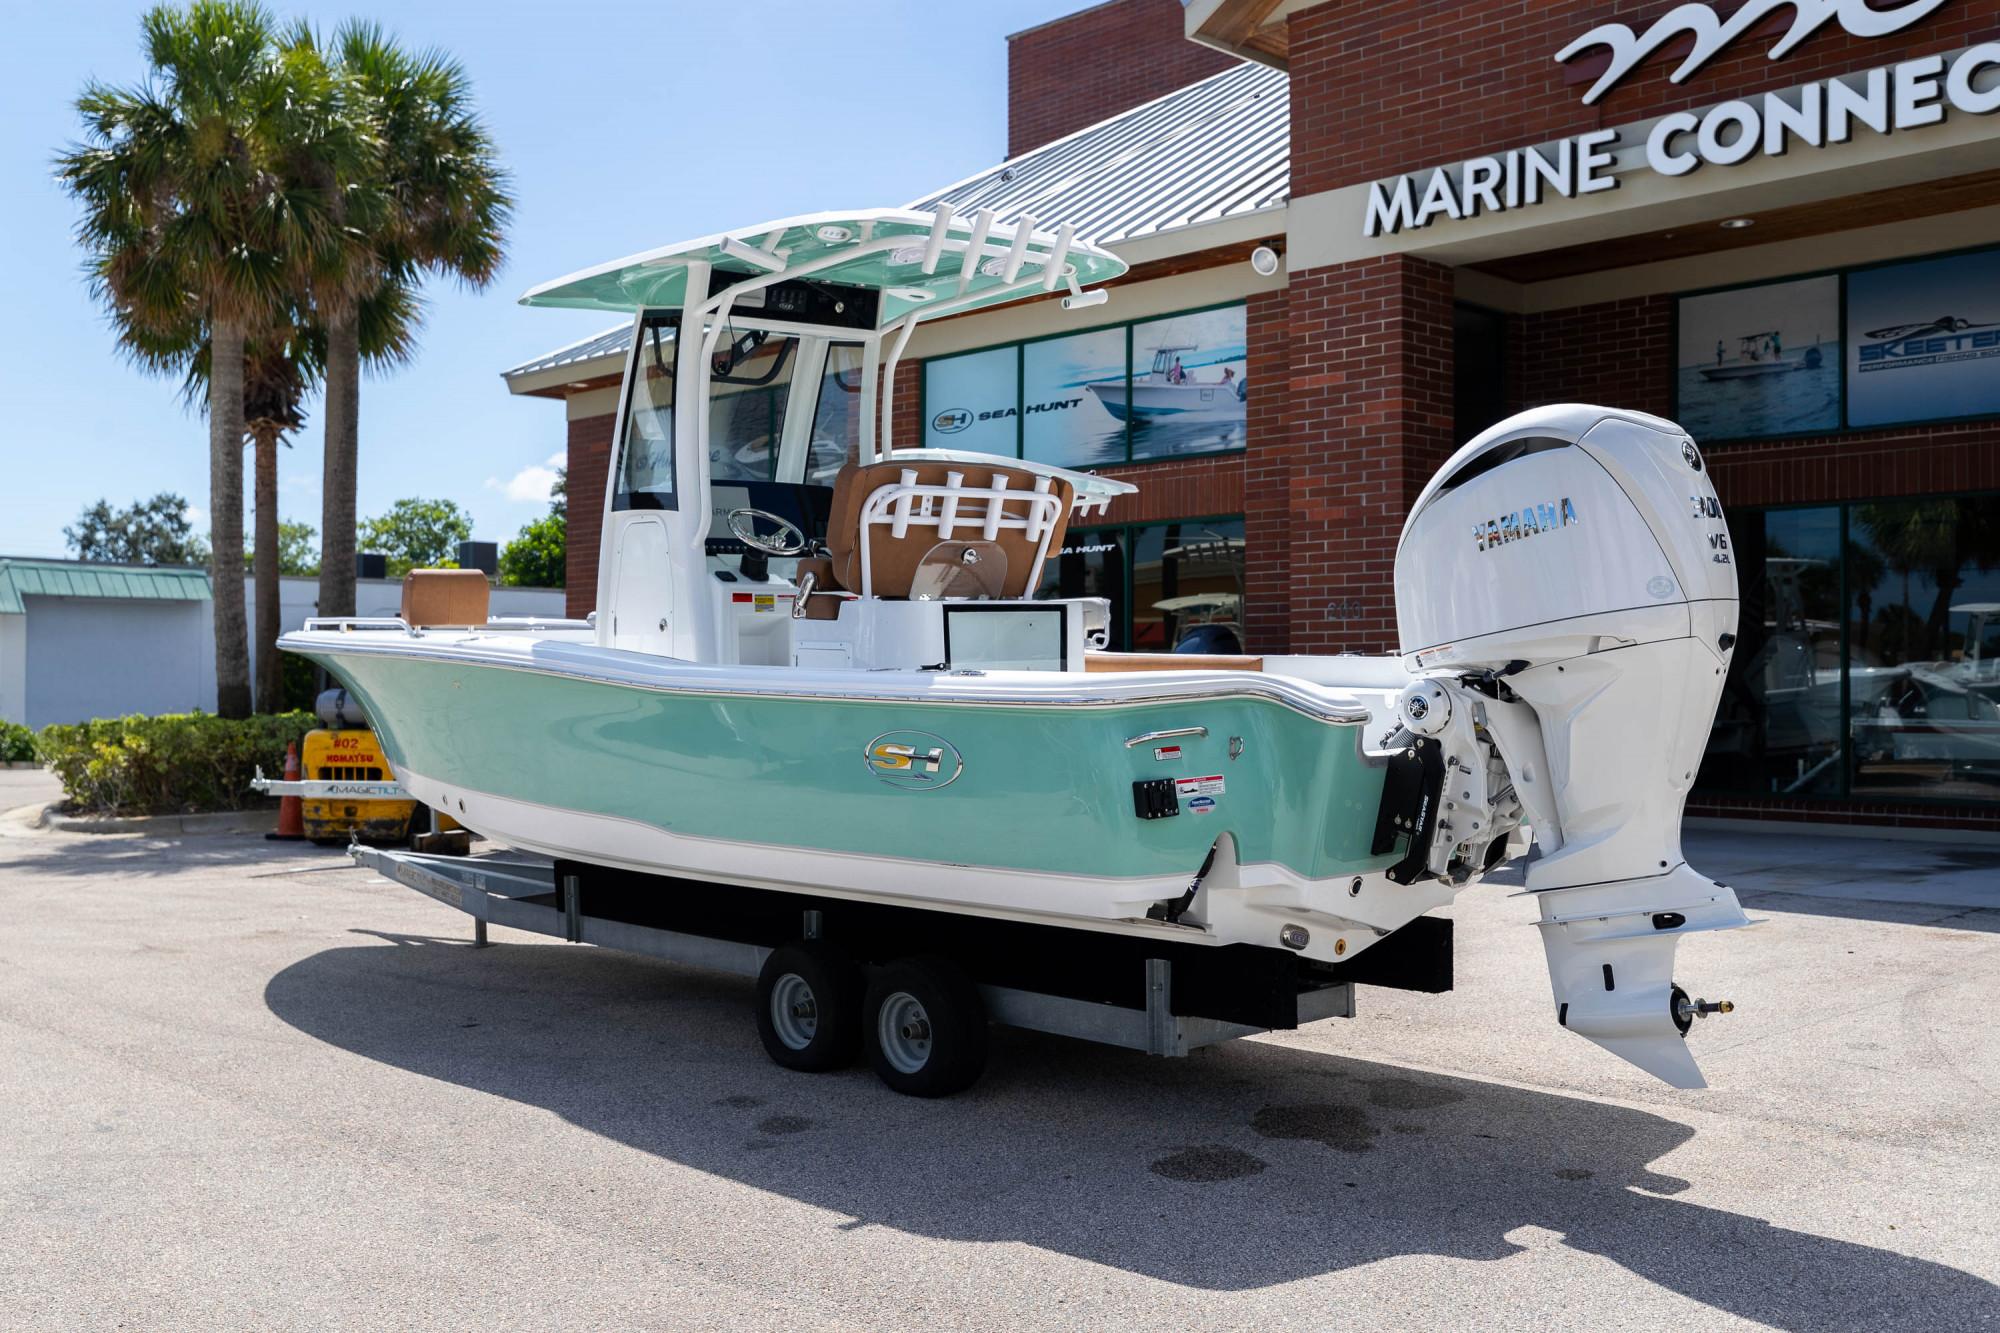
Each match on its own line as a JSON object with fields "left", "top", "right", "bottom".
{"left": 350, "top": 845, "right": 1356, "bottom": 1060}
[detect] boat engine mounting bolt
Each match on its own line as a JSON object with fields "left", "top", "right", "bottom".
{"left": 1279, "top": 924, "right": 1310, "bottom": 951}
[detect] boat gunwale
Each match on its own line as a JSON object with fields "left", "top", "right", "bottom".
{"left": 278, "top": 630, "right": 1376, "bottom": 727}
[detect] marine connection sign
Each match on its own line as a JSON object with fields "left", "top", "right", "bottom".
{"left": 1364, "top": 43, "right": 2000, "bottom": 238}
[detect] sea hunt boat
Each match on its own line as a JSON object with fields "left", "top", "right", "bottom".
{"left": 1698, "top": 331, "right": 1807, "bottom": 380}
{"left": 283, "top": 206, "right": 1751, "bottom": 1094}
{"left": 1088, "top": 343, "right": 1247, "bottom": 419}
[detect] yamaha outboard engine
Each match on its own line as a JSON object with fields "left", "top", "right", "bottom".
{"left": 1393, "top": 404, "right": 1750, "bottom": 1087}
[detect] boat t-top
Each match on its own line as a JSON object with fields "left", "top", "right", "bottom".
{"left": 285, "top": 206, "right": 1750, "bottom": 1095}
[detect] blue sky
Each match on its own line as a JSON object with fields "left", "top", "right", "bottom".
{"left": 0, "top": 0, "right": 1085, "bottom": 558}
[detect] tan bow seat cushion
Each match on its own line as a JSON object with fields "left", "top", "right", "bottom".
{"left": 825, "top": 457, "right": 1074, "bottom": 599}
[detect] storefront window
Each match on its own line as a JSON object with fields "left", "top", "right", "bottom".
{"left": 923, "top": 345, "right": 1017, "bottom": 454}
{"left": 1130, "top": 520, "right": 1246, "bottom": 653}
{"left": 1128, "top": 309, "right": 1247, "bottom": 462}
{"left": 1023, "top": 326, "right": 1126, "bottom": 469}
{"left": 1845, "top": 497, "right": 2000, "bottom": 804}
{"left": 1703, "top": 507, "right": 1843, "bottom": 796}
{"left": 1700, "top": 494, "right": 2000, "bottom": 807}
{"left": 1035, "top": 528, "right": 1128, "bottom": 652}
{"left": 919, "top": 303, "right": 1248, "bottom": 466}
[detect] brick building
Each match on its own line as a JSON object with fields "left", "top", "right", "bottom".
{"left": 506, "top": 0, "right": 2000, "bottom": 831}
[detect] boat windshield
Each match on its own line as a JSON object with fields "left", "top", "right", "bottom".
{"left": 617, "top": 318, "right": 680, "bottom": 511}
{"left": 618, "top": 316, "right": 858, "bottom": 512}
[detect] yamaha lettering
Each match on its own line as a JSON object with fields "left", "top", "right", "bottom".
{"left": 1472, "top": 498, "right": 1579, "bottom": 552}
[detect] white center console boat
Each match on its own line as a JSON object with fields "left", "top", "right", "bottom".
{"left": 284, "top": 207, "right": 1750, "bottom": 1095}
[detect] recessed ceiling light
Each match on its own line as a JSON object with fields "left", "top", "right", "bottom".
{"left": 1720, "top": 218, "right": 1755, "bottom": 229}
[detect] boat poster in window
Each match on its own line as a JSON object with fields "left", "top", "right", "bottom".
{"left": 1023, "top": 326, "right": 1129, "bottom": 468}
{"left": 1847, "top": 248, "right": 2000, "bottom": 429}
{"left": 1123, "top": 306, "right": 1249, "bottom": 460}
{"left": 1674, "top": 276, "right": 1840, "bottom": 442}
{"left": 923, "top": 345, "right": 1019, "bottom": 455}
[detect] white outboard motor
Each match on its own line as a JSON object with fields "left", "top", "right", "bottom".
{"left": 1394, "top": 404, "right": 1750, "bottom": 1088}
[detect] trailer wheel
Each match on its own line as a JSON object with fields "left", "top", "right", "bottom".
{"left": 864, "top": 957, "right": 988, "bottom": 1097}
{"left": 755, "top": 942, "right": 863, "bottom": 1073}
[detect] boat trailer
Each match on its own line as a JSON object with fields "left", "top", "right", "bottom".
{"left": 347, "top": 845, "right": 1405, "bottom": 1095}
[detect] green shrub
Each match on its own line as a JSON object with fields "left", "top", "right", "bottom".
{"left": 38, "top": 711, "right": 316, "bottom": 815}
{"left": 0, "top": 721, "right": 35, "bottom": 764}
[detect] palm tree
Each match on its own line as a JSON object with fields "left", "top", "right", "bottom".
{"left": 306, "top": 23, "right": 511, "bottom": 619}
{"left": 57, "top": 1, "right": 365, "bottom": 717}
{"left": 137, "top": 312, "right": 322, "bottom": 712}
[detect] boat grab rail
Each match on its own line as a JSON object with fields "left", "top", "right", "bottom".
{"left": 300, "top": 616, "right": 597, "bottom": 637}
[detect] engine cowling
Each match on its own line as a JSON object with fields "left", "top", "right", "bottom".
{"left": 1392, "top": 405, "right": 1752, "bottom": 1088}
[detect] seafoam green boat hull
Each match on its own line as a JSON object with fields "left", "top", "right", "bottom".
{"left": 301, "top": 650, "right": 1399, "bottom": 885}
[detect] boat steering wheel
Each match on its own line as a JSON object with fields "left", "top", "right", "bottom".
{"left": 726, "top": 507, "right": 807, "bottom": 556}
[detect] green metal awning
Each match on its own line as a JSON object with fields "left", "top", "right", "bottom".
{"left": 0, "top": 558, "right": 211, "bottom": 614}
{"left": 519, "top": 208, "right": 1126, "bottom": 327}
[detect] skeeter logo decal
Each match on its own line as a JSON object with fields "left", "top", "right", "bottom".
{"left": 864, "top": 730, "right": 964, "bottom": 791}
{"left": 1473, "top": 498, "right": 1579, "bottom": 552}
{"left": 1856, "top": 315, "right": 2000, "bottom": 374}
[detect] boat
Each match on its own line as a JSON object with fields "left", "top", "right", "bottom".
{"left": 1088, "top": 344, "right": 1246, "bottom": 419}
{"left": 283, "top": 206, "right": 1751, "bottom": 1094}
{"left": 1698, "top": 331, "right": 1806, "bottom": 380}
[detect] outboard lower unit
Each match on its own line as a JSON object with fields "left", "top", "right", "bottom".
{"left": 1392, "top": 404, "right": 1751, "bottom": 1088}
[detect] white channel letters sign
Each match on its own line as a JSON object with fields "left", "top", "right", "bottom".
{"left": 1364, "top": 2, "right": 1999, "bottom": 238}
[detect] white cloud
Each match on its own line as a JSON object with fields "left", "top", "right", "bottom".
{"left": 184, "top": 503, "right": 209, "bottom": 530}
{"left": 487, "top": 451, "right": 568, "bottom": 504}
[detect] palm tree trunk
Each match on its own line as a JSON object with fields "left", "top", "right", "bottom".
{"left": 210, "top": 320, "right": 252, "bottom": 719}
{"left": 318, "top": 313, "right": 360, "bottom": 618}
{"left": 253, "top": 426, "right": 282, "bottom": 712}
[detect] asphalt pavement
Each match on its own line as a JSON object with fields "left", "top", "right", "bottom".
{"left": 1, "top": 802, "right": 1996, "bottom": 1330}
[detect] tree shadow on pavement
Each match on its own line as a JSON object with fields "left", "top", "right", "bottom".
{"left": 264, "top": 933, "right": 1999, "bottom": 1328}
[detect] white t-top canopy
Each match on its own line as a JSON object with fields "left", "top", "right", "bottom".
{"left": 520, "top": 208, "right": 1127, "bottom": 329}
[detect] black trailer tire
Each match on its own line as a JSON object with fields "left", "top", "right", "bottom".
{"left": 863, "top": 957, "right": 988, "bottom": 1097}
{"left": 755, "top": 941, "right": 863, "bottom": 1073}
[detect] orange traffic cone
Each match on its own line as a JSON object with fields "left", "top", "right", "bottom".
{"left": 267, "top": 741, "right": 305, "bottom": 842}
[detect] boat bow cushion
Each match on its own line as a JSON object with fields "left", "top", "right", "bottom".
{"left": 401, "top": 569, "right": 491, "bottom": 627}
{"left": 827, "top": 457, "right": 1073, "bottom": 599}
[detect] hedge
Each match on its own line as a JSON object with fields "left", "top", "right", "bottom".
{"left": 0, "top": 721, "right": 34, "bottom": 764}
{"left": 38, "top": 711, "right": 317, "bottom": 816}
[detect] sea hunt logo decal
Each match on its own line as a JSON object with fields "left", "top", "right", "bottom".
{"left": 934, "top": 401, "right": 1085, "bottom": 435}
{"left": 1557, "top": 0, "right": 1947, "bottom": 105}
{"left": 1473, "top": 498, "right": 1579, "bottom": 552}
{"left": 1856, "top": 314, "right": 2000, "bottom": 373}
{"left": 864, "top": 730, "right": 964, "bottom": 791}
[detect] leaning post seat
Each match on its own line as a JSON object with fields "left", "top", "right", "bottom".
{"left": 826, "top": 457, "right": 1078, "bottom": 600}
{"left": 400, "top": 568, "right": 492, "bottom": 628}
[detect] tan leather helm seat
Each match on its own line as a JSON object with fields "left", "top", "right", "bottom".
{"left": 826, "top": 458, "right": 1074, "bottom": 599}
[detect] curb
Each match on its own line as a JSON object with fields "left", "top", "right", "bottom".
{"left": 41, "top": 807, "right": 281, "bottom": 836}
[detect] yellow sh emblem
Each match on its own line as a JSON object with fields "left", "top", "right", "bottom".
{"left": 863, "top": 730, "right": 964, "bottom": 790}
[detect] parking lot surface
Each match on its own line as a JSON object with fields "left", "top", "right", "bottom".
{"left": 2, "top": 809, "right": 1996, "bottom": 1330}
